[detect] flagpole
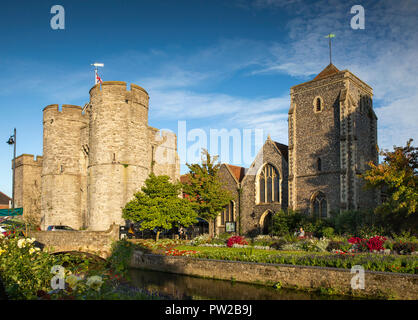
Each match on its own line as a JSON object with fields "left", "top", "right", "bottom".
{"left": 329, "top": 36, "right": 332, "bottom": 64}
{"left": 12, "top": 128, "right": 16, "bottom": 209}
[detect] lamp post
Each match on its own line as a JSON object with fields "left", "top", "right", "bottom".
{"left": 6, "top": 128, "right": 16, "bottom": 209}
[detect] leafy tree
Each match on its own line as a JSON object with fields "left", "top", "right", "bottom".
{"left": 362, "top": 139, "right": 418, "bottom": 216}
{"left": 122, "top": 174, "right": 197, "bottom": 241}
{"left": 182, "top": 149, "right": 233, "bottom": 223}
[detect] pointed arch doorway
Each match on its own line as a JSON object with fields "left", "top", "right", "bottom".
{"left": 259, "top": 210, "right": 273, "bottom": 235}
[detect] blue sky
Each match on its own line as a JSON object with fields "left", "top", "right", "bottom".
{"left": 1, "top": 0, "right": 417, "bottom": 197}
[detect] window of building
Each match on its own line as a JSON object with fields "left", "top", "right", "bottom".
{"left": 316, "top": 98, "right": 321, "bottom": 112}
{"left": 317, "top": 158, "right": 322, "bottom": 171}
{"left": 258, "top": 164, "right": 280, "bottom": 203}
{"left": 311, "top": 192, "right": 327, "bottom": 218}
{"left": 221, "top": 201, "right": 234, "bottom": 225}
{"left": 313, "top": 96, "right": 323, "bottom": 113}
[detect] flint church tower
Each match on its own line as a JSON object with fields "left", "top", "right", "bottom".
{"left": 288, "top": 64, "right": 379, "bottom": 216}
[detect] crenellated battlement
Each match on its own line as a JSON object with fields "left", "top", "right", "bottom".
{"left": 43, "top": 104, "right": 87, "bottom": 121}
{"left": 89, "top": 81, "right": 149, "bottom": 107}
{"left": 15, "top": 154, "right": 43, "bottom": 168}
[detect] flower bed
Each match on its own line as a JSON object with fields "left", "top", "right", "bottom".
{"left": 173, "top": 245, "right": 418, "bottom": 274}
{"left": 0, "top": 234, "right": 158, "bottom": 300}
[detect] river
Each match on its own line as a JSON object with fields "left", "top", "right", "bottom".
{"left": 128, "top": 268, "right": 359, "bottom": 300}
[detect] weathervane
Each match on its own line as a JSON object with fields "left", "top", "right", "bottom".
{"left": 325, "top": 33, "right": 335, "bottom": 64}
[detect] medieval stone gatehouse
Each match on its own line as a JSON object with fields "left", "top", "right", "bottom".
{"left": 15, "top": 81, "right": 180, "bottom": 231}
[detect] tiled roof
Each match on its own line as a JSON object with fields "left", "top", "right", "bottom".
{"left": 180, "top": 174, "right": 190, "bottom": 184}
{"left": 225, "top": 164, "right": 246, "bottom": 182}
{"left": 313, "top": 63, "right": 340, "bottom": 81}
{"left": 0, "top": 192, "right": 11, "bottom": 205}
{"left": 273, "top": 141, "right": 288, "bottom": 160}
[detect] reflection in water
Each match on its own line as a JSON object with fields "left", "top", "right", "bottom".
{"left": 128, "top": 268, "right": 354, "bottom": 300}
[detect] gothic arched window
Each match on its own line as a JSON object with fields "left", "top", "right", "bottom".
{"left": 258, "top": 164, "right": 280, "bottom": 203}
{"left": 311, "top": 192, "right": 327, "bottom": 218}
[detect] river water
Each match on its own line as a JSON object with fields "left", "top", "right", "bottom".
{"left": 128, "top": 268, "right": 358, "bottom": 300}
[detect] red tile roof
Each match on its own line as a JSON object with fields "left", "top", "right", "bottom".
{"left": 180, "top": 174, "right": 190, "bottom": 184}
{"left": 225, "top": 164, "right": 246, "bottom": 182}
{"left": 313, "top": 63, "right": 340, "bottom": 81}
{"left": 0, "top": 192, "right": 11, "bottom": 206}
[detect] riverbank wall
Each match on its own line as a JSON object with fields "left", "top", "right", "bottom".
{"left": 129, "top": 250, "right": 418, "bottom": 299}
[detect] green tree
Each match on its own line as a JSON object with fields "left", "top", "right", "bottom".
{"left": 182, "top": 149, "right": 233, "bottom": 224}
{"left": 122, "top": 174, "right": 197, "bottom": 241}
{"left": 362, "top": 139, "right": 418, "bottom": 216}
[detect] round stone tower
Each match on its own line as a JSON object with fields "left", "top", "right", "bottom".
{"left": 41, "top": 104, "right": 88, "bottom": 230}
{"left": 87, "top": 81, "right": 151, "bottom": 230}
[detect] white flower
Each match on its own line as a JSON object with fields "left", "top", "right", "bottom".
{"left": 17, "top": 239, "right": 26, "bottom": 248}
{"left": 66, "top": 274, "right": 82, "bottom": 289}
{"left": 29, "top": 248, "right": 36, "bottom": 255}
{"left": 86, "top": 276, "right": 103, "bottom": 291}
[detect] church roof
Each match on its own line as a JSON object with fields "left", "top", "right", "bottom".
{"left": 313, "top": 63, "right": 340, "bottom": 81}
{"left": 225, "top": 164, "right": 246, "bottom": 183}
{"left": 273, "top": 141, "right": 288, "bottom": 161}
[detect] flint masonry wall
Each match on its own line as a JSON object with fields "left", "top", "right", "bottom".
{"left": 130, "top": 252, "right": 418, "bottom": 300}
{"left": 88, "top": 82, "right": 151, "bottom": 230}
{"left": 41, "top": 105, "right": 88, "bottom": 230}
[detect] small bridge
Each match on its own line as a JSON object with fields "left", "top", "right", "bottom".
{"left": 28, "top": 224, "right": 119, "bottom": 259}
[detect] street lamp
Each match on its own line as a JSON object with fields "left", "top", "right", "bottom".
{"left": 6, "top": 128, "right": 16, "bottom": 209}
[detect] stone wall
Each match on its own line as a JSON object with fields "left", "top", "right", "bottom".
{"left": 88, "top": 82, "right": 151, "bottom": 230}
{"left": 240, "top": 139, "right": 288, "bottom": 236}
{"left": 41, "top": 105, "right": 88, "bottom": 230}
{"left": 13, "top": 154, "right": 43, "bottom": 225}
{"left": 28, "top": 224, "right": 119, "bottom": 258}
{"left": 151, "top": 128, "right": 180, "bottom": 181}
{"left": 217, "top": 164, "right": 240, "bottom": 235}
{"left": 130, "top": 251, "right": 418, "bottom": 300}
{"left": 289, "top": 68, "right": 378, "bottom": 215}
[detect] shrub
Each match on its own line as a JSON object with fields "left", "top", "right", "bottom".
{"left": 348, "top": 236, "right": 387, "bottom": 252}
{"left": 227, "top": 236, "right": 248, "bottom": 248}
{"left": 320, "top": 227, "right": 334, "bottom": 238}
{"left": 392, "top": 241, "right": 416, "bottom": 255}
{"left": 326, "top": 241, "right": 346, "bottom": 252}
{"left": 270, "top": 239, "right": 288, "bottom": 250}
{"left": 190, "top": 234, "right": 211, "bottom": 246}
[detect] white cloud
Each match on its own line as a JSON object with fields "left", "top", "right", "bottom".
{"left": 246, "top": 0, "right": 418, "bottom": 150}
